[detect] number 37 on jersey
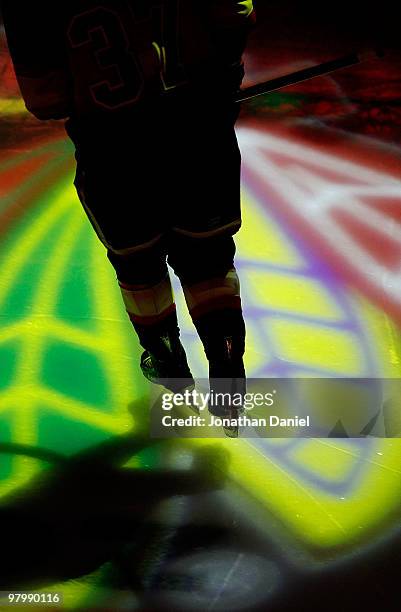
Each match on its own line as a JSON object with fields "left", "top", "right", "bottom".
{"left": 67, "top": 1, "right": 187, "bottom": 109}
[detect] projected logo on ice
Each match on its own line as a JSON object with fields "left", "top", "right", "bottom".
{"left": 0, "top": 122, "right": 400, "bottom": 564}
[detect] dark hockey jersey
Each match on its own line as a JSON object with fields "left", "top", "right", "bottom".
{"left": 2, "top": 1, "right": 255, "bottom": 120}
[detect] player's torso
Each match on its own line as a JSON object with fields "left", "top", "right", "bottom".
{"left": 58, "top": 0, "right": 214, "bottom": 117}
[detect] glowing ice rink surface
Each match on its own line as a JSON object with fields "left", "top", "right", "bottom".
{"left": 1, "top": 27, "right": 401, "bottom": 611}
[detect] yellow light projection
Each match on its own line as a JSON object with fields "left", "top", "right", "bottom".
{"left": 0, "top": 138, "right": 400, "bottom": 568}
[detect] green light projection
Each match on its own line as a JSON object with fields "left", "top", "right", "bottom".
{"left": 0, "top": 130, "right": 401, "bottom": 609}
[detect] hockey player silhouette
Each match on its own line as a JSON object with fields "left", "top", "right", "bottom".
{"left": 3, "top": 1, "right": 255, "bottom": 435}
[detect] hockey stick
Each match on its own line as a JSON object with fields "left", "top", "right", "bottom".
{"left": 235, "top": 49, "right": 382, "bottom": 103}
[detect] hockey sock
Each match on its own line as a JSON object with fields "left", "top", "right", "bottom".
{"left": 182, "top": 268, "right": 245, "bottom": 371}
{"left": 194, "top": 309, "right": 246, "bottom": 370}
{"left": 118, "top": 273, "right": 181, "bottom": 359}
{"left": 194, "top": 308, "right": 246, "bottom": 416}
{"left": 182, "top": 267, "right": 241, "bottom": 321}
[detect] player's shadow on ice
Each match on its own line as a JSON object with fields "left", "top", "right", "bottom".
{"left": 0, "top": 398, "right": 231, "bottom": 590}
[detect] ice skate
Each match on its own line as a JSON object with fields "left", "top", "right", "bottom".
{"left": 208, "top": 336, "right": 246, "bottom": 439}
{"left": 140, "top": 333, "right": 195, "bottom": 394}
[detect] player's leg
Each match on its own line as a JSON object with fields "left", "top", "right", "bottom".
{"left": 166, "top": 100, "right": 245, "bottom": 433}
{"left": 168, "top": 233, "right": 246, "bottom": 431}
{"left": 107, "top": 246, "right": 194, "bottom": 391}
{"left": 68, "top": 123, "right": 193, "bottom": 391}
{"left": 168, "top": 233, "right": 245, "bottom": 370}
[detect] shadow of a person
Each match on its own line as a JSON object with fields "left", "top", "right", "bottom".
{"left": 0, "top": 397, "right": 230, "bottom": 590}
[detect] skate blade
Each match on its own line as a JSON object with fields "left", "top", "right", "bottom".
{"left": 223, "top": 425, "right": 239, "bottom": 438}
